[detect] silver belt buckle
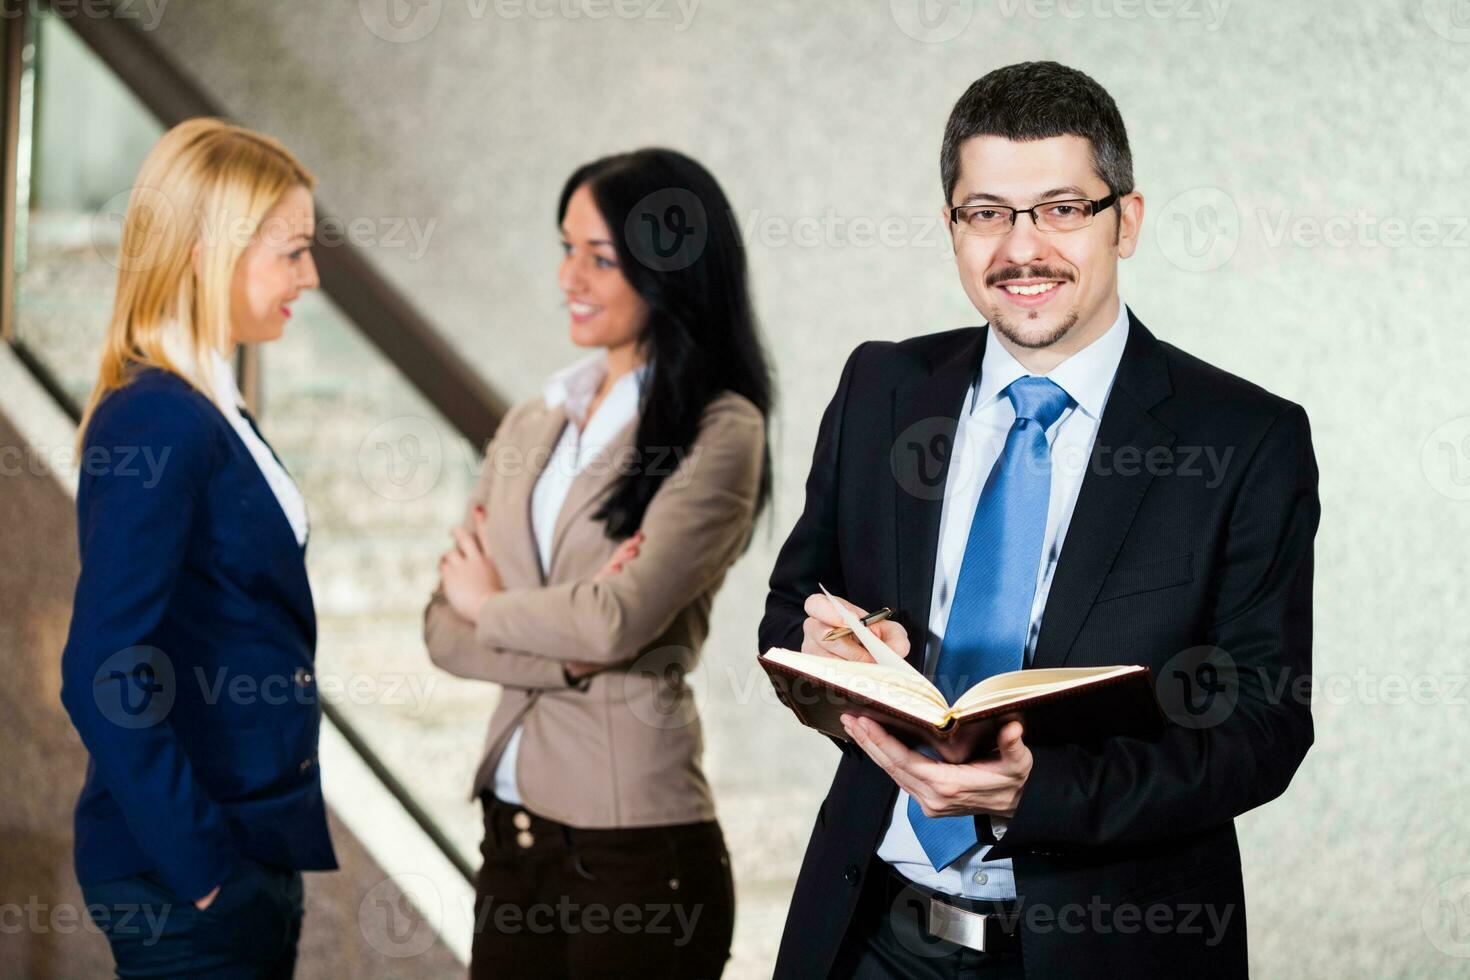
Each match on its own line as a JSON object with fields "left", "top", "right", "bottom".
{"left": 927, "top": 895, "right": 992, "bottom": 952}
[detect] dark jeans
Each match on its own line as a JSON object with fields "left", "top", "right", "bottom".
{"left": 847, "top": 866, "right": 1025, "bottom": 980}
{"left": 81, "top": 856, "right": 304, "bottom": 979}
{"left": 471, "top": 793, "right": 735, "bottom": 979}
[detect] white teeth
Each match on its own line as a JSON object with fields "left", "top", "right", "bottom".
{"left": 569, "top": 302, "right": 599, "bottom": 315}
{"left": 1002, "top": 282, "right": 1060, "bottom": 296}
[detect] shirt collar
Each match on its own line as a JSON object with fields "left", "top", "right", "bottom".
{"left": 972, "top": 297, "right": 1130, "bottom": 420}
{"left": 543, "top": 350, "right": 651, "bottom": 427}
{"left": 207, "top": 348, "right": 248, "bottom": 413}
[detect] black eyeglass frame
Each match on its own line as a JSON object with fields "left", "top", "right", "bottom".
{"left": 949, "top": 192, "right": 1121, "bottom": 234}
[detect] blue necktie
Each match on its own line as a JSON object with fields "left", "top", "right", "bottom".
{"left": 908, "top": 376, "right": 1073, "bottom": 871}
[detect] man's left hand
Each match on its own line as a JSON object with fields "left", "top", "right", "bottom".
{"left": 840, "top": 714, "right": 1033, "bottom": 819}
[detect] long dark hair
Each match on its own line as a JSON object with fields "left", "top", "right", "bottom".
{"left": 557, "top": 148, "right": 774, "bottom": 540}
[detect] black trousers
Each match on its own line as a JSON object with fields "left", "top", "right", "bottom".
{"left": 471, "top": 793, "right": 735, "bottom": 979}
{"left": 80, "top": 856, "right": 304, "bottom": 979}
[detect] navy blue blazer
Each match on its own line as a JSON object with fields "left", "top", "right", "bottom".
{"left": 60, "top": 366, "right": 337, "bottom": 902}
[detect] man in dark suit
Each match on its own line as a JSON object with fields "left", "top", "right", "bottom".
{"left": 759, "top": 61, "right": 1318, "bottom": 978}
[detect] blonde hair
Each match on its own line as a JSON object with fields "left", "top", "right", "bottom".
{"left": 77, "top": 117, "right": 314, "bottom": 447}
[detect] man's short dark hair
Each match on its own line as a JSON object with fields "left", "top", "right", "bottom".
{"left": 940, "top": 61, "right": 1133, "bottom": 206}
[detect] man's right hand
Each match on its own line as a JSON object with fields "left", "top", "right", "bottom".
{"left": 800, "top": 593, "right": 910, "bottom": 664}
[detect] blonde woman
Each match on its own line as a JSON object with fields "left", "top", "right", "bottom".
{"left": 59, "top": 118, "right": 333, "bottom": 977}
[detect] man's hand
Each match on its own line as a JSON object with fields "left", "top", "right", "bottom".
{"left": 840, "top": 714, "right": 1033, "bottom": 819}
{"left": 800, "top": 592, "right": 910, "bottom": 664}
{"left": 440, "top": 506, "right": 503, "bottom": 622}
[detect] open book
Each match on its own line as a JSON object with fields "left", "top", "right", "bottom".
{"left": 760, "top": 586, "right": 1165, "bottom": 763}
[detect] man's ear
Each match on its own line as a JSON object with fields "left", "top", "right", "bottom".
{"left": 1116, "top": 191, "right": 1145, "bottom": 259}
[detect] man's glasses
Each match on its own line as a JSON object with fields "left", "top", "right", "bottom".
{"left": 950, "top": 192, "right": 1119, "bottom": 237}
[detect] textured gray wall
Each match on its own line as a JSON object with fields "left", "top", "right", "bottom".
{"left": 107, "top": 1, "right": 1470, "bottom": 975}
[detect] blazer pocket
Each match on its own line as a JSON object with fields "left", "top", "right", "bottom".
{"left": 1094, "top": 553, "right": 1194, "bottom": 603}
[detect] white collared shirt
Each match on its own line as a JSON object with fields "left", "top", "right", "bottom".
{"left": 876, "top": 298, "right": 1131, "bottom": 899}
{"left": 207, "top": 350, "right": 309, "bottom": 547}
{"left": 493, "top": 350, "right": 650, "bottom": 805}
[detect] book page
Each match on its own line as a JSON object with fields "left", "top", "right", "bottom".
{"left": 952, "top": 665, "right": 1143, "bottom": 715}
{"left": 761, "top": 647, "right": 950, "bottom": 726}
{"left": 818, "top": 583, "right": 914, "bottom": 671}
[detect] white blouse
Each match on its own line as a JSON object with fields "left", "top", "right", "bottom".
{"left": 493, "top": 351, "right": 650, "bottom": 805}
{"left": 206, "top": 350, "right": 310, "bottom": 547}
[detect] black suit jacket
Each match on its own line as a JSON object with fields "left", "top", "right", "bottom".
{"left": 759, "top": 310, "right": 1318, "bottom": 978}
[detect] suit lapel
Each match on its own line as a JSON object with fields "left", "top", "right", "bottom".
{"left": 215, "top": 407, "right": 316, "bottom": 643}
{"left": 892, "top": 329, "right": 987, "bottom": 671}
{"left": 1031, "top": 313, "right": 1175, "bottom": 669}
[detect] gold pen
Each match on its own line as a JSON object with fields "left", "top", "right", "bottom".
{"left": 822, "top": 607, "right": 894, "bottom": 643}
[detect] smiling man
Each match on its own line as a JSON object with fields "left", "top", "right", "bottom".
{"left": 760, "top": 62, "right": 1319, "bottom": 978}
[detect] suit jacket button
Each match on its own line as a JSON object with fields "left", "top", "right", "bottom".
{"left": 843, "top": 864, "right": 861, "bottom": 886}
{"left": 298, "top": 757, "right": 313, "bottom": 774}
{"left": 294, "top": 667, "right": 313, "bottom": 687}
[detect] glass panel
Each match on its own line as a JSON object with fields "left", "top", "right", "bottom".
{"left": 14, "top": 10, "right": 161, "bottom": 407}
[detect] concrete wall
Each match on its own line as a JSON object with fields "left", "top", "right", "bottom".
{"left": 9, "top": 0, "right": 1470, "bottom": 975}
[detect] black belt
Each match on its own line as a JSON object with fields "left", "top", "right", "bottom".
{"left": 883, "top": 865, "right": 1022, "bottom": 956}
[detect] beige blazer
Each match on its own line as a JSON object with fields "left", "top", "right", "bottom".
{"left": 424, "top": 389, "right": 764, "bottom": 828}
